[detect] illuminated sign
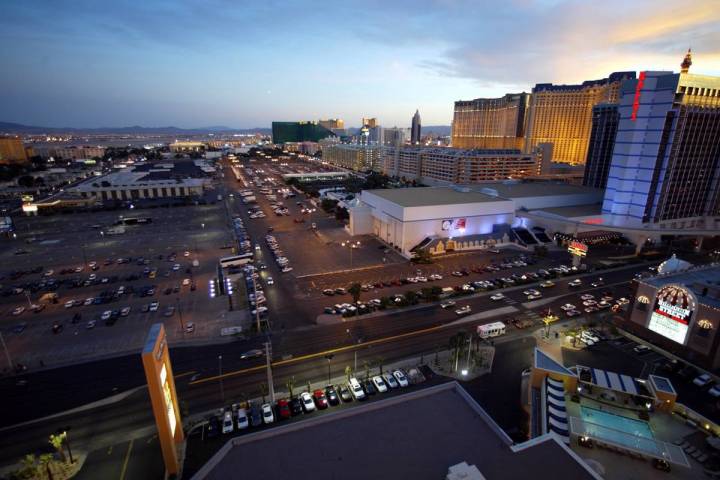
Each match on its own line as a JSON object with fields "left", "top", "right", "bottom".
{"left": 647, "top": 285, "right": 696, "bottom": 345}
{"left": 141, "top": 323, "right": 183, "bottom": 475}
{"left": 582, "top": 218, "right": 604, "bottom": 225}
{"left": 441, "top": 218, "right": 467, "bottom": 231}
{"left": 698, "top": 319, "right": 713, "bottom": 330}
{"left": 568, "top": 240, "right": 588, "bottom": 257}
{"left": 631, "top": 71, "right": 646, "bottom": 121}
{"left": 637, "top": 295, "right": 650, "bottom": 304}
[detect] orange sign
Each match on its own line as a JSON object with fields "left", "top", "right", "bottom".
{"left": 142, "top": 323, "right": 184, "bottom": 475}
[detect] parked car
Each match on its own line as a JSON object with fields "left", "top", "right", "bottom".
{"left": 299, "top": 392, "right": 316, "bottom": 412}
{"left": 348, "top": 378, "right": 366, "bottom": 400}
{"left": 383, "top": 373, "right": 399, "bottom": 389}
{"left": 240, "top": 349, "right": 264, "bottom": 360}
{"left": 372, "top": 376, "right": 388, "bottom": 393}
{"left": 313, "top": 390, "right": 329, "bottom": 409}
{"left": 261, "top": 403, "right": 275, "bottom": 424}
{"left": 248, "top": 403, "right": 263, "bottom": 427}
{"left": 393, "top": 370, "right": 410, "bottom": 387}
{"left": 289, "top": 397, "right": 303, "bottom": 416}
{"left": 633, "top": 345, "right": 652, "bottom": 354}
{"left": 222, "top": 411, "right": 234, "bottom": 434}
{"left": 338, "top": 385, "right": 353, "bottom": 402}
{"left": 693, "top": 373, "right": 713, "bottom": 387}
{"left": 490, "top": 293, "right": 505, "bottom": 301}
{"left": 325, "top": 386, "right": 340, "bottom": 405}
{"left": 276, "top": 399, "right": 291, "bottom": 420}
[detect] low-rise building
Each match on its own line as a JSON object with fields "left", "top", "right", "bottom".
{"left": 169, "top": 141, "right": 207, "bottom": 153}
{"left": 321, "top": 144, "right": 382, "bottom": 171}
{"left": 67, "top": 160, "right": 211, "bottom": 202}
{"left": 381, "top": 146, "right": 545, "bottom": 185}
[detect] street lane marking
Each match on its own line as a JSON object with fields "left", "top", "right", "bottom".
{"left": 175, "top": 370, "right": 197, "bottom": 379}
{"left": 119, "top": 439, "right": 134, "bottom": 480}
{"left": 190, "top": 321, "right": 451, "bottom": 385}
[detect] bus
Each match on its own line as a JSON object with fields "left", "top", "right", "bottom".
{"left": 477, "top": 321, "right": 506, "bottom": 339}
{"left": 219, "top": 253, "right": 254, "bottom": 268}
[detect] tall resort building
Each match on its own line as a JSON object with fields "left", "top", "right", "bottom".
{"left": 582, "top": 104, "right": 620, "bottom": 189}
{"left": 524, "top": 72, "right": 635, "bottom": 165}
{"left": 411, "top": 110, "right": 422, "bottom": 145}
{"left": 602, "top": 51, "right": 720, "bottom": 230}
{"left": 451, "top": 93, "right": 529, "bottom": 150}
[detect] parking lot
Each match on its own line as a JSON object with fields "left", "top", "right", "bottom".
{"left": 0, "top": 201, "right": 243, "bottom": 371}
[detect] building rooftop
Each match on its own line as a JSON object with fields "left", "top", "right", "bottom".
{"left": 470, "top": 182, "right": 602, "bottom": 199}
{"left": 193, "top": 383, "right": 599, "bottom": 480}
{"left": 363, "top": 187, "right": 503, "bottom": 207}
{"left": 530, "top": 204, "right": 603, "bottom": 218}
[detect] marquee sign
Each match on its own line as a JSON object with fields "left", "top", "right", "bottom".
{"left": 647, "top": 284, "right": 696, "bottom": 345}
{"left": 567, "top": 240, "right": 588, "bottom": 257}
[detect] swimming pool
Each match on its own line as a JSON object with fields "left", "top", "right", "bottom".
{"left": 580, "top": 406, "right": 659, "bottom": 454}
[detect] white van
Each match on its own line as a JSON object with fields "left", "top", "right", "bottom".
{"left": 348, "top": 377, "right": 365, "bottom": 400}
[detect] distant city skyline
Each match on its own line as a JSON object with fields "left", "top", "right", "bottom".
{"left": 1, "top": 0, "right": 718, "bottom": 129}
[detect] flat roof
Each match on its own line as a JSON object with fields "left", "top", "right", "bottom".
{"left": 194, "top": 383, "right": 598, "bottom": 480}
{"left": 469, "top": 182, "right": 602, "bottom": 199}
{"left": 531, "top": 204, "right": 603, "bottom": 218}
{"left": 363, "top": 187, "right": 503, "bottom": 207}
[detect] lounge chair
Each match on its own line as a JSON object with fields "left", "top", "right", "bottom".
{"left": 692, "top": 450, "right": 704, "bottom": 459}
{"left": 697, "top": 454, "right": 709, "bottom": 463}
{"left": 673, "top": 439, "right": 685, "bottom": 446}
{"left": 685, "top": 446, "right": 698, "bottom": 454}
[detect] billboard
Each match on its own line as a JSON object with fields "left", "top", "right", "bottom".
{"left": 567, "top": 240, "right": 588, "bottom": 257}
{"left": 141, "top": 323, "right": 184, "bottom": 475}
{"left": 647, "top": 285, "right": 696, "bottom": 345}
{"left": 441, "top": 218, "right": 467, "bottom": 231}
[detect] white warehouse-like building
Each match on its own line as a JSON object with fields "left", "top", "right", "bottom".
{"left": 347, "top": 183, "right": 605, "bottom": 258}
{"left": 349, "top": 188, "right": 515, "bottom": 256}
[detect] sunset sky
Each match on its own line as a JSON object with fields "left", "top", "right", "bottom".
{"left": 2, "top": 0, "right": 719, "bottom": 128}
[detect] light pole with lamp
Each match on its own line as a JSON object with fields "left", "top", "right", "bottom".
{"left": 324, "top": 354, "right": 334, "bottom": 385}
{"left": 346, "top": 328, "right": 362, "bottom": 373}
{"left": 341, "top": 240, "right": 361, "bottom": 270}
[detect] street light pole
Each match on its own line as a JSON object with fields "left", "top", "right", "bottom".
{"left": 325, "top": 354, "right": 334, "bottom": 385}
{"left": 218, "top": 355, "right": 225, "bottom": 403}
{"left": 176, "top": 297, "right": 184, "bottom": 331}
{"left": 265, "top": 341, "right": 275, "bottom": 403}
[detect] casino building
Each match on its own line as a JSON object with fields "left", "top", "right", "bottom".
{"left": 623, "top": 256, "right": 720, "bottom": 369}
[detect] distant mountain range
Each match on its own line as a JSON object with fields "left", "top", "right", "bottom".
{"left": 0, "top": 121, "right": 271, "bottom": 135}
{"left": 421, "top": 125, "right": 451, "bottom": 136}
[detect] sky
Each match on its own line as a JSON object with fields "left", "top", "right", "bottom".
{"left": 1, "top": 0, "right": 719, "bottom": 129}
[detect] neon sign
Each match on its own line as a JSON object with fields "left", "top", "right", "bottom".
{"left": 647, "top": 285, "right": 695, "bottom": 344}
{"left": 631, "top": 71, "right": 646, "bottom": 121}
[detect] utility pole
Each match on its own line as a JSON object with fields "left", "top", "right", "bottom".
{"left": 0, "top": 332, "right": 12, "bottom": 370}
{"left": 265, "top": 342, "right": 275, "bottom": 403}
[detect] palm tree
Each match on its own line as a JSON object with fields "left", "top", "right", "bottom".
{"left": 260, "top": 383, "right": 267, "bottom": 404}
{"left": 286, "top": 376, "right": 295, "bottom": 398}
{"left": 39, "top": 453, "right": 54, "bottom": 480}
{"left": 363, "top": 361, "right": 370, "bottom": 381}
{"left": 49, "top": 434, "right": 67, "bottom": 463}
{"left": 348, "top": 283, "right": 362, "bottom": 303}
{"left": 377, "top": 357, "right": 384, "bottom": 375}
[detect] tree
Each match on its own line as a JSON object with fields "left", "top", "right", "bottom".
{"left": 335, "top": 206, "right": 349, "bottom": 221}
{"left": 377, "top": 357, "right": 384, "bottom": 375}
{"left": 39, "top": 453, "right": 54, "bottom": 480}
{"left": 378, "top": 296, "right": 389, "bottom": 310}
{"left": 348, "top": 283, "right": 362, "bottom": 303}
{"left": 363, "top": 361, "right": 371, "bottom": 381}
{"left": 320, "top": 198, "right": 337, "bottom": 213}
{"left": 49, "top": 434, "right": 67, "bottom": 463}
{"left": 20, "top": 454, "right": 38, "bottom": 479}
{"left": 17, "top": 175, "right": 34, "bottom": 188}
{"left": 260, "top": 383, "right": 267, "bottom": 404}
{"left": 421, "top": 287, "right": 434, "bottom": 302}
{"left": 404, "top": 290, "right": 418, "bottom": 305}
{"left": 286, "top": 376, "right": 295, "bottom": 398}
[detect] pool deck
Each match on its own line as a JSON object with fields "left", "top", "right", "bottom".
{"left": 566, "top": 396, "right": 701, "bottom": 479}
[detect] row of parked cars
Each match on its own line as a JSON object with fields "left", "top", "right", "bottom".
{"left": 208, "top": 369, "right": 423, "bottom": 436}
{"left": 232, "top": 217, "right": 254, "bottom": 256}
{"left": 264, "top": 234, "right": 292, "bottom": 273}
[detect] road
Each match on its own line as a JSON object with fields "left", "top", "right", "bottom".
{"left": 0, "top": 257, "right": 648, "bottom": 470}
